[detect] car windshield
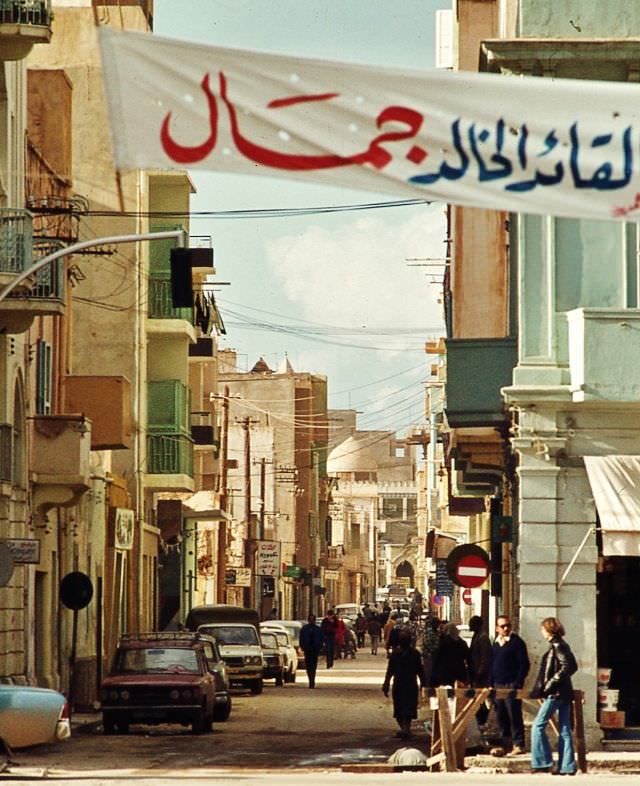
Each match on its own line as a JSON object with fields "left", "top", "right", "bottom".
{"left": 261, "top": 632, "right": 277, "bottom": 648}
{"left": 116, "top": 647, "right": 199, "bottom": 674}
{"left": 274, "top": 632, "right": 288, "bottom": 647}
{"left": 271, "top": 621, "right": 301, "bottom": 645}
{"left": 200, "top": 625, "right": 259, "bottom": 646}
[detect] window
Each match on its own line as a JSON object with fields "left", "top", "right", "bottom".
{"left": 35, "top": 339, "right": 52, "bottom": 415}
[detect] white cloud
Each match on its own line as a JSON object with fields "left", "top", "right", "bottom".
{"left": 266, "top": 205, "right": 445, "bottom": 332}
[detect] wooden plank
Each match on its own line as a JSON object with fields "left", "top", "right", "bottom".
{"left": 429, "top": 707, "right": 441, "bottom": 771}
{"left": 454, "top": 681, "right": 466, "bottom": 769}
{"left": 426, "top": 752, "right": 445, "bottom": 768}
{"left": 573, "top": 690, "right": 588, "bottom": 774}
{"left": 437, "top": 686, "right": 458, "bottom": 772}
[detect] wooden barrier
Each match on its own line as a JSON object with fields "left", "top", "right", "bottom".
{"left": 426, "top": 687, "right": 587, "bottom": 774}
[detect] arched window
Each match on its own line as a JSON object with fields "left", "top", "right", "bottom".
{"left": 395, "top": 559, "right": 414, "bottom": 585}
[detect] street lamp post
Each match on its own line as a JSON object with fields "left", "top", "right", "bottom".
{"left": 0, "top": 229, "right": 187, "bottom": 303}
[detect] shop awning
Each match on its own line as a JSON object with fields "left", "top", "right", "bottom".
{"left": 584, "top": 456, "right": 640, "bottom": 557}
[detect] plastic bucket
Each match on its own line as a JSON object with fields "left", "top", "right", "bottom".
{"left": 597, "top": 667, "right": 612, "bottom": 686}
{"left": 598, "top": 688, "right": 619, "bottom": 708}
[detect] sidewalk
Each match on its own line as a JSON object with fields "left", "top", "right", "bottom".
{"left": 466, "top": 750, "right": 640, "bottom": 774}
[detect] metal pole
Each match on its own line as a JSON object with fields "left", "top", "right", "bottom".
{"left": 0, "top": 229, "right": 187, "bottom": 303}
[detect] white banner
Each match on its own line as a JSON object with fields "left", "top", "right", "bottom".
{"left": 100, "top": 27, "right": 640, "bottom": 222}
{"left": 256, "top": 540, "right": 281, "bottom": 577}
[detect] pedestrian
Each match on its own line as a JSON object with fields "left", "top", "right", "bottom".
{"left": 299, "top": 613, "right": 324, "bottom": 688}
{"left": 320, "top": 609, "right": 338, "bottom": 669}
{"left": 491, "top": 614, "right": 530, "bottom": 756}
{"left": 383, "top": 612, "right": 398, "bottom": 652}
{"left": 380, "top": 602, "right": 391, "bottom": 625}
{"left": 530, "top": 617, "right": 578, "bottom": 775}
{"left": 421, "top": 616, "right": 441, "bottom": 686}
{"left": 469, "top": 615, "right": 492, "bottom": 727}
{"left": 430, "top": 622, "right": 470, "bottom": 687}
{"left": 382, "top": 629, "right": 426, "bottom": 739}
{"left": 335, "top": 614, "right": 347, "bottom": 658}
{"left": 355, "top": 613, "right": 368, "bottom": 648}
{"left": 344, "top": 626, "right": 357, "bottom": 659}
{"left": 368, "top": 614, "right": 382, "bottom": 655}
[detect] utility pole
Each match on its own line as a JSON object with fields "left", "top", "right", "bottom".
{"left": 217, "top": 385, "right": 230, "bottom": 603}
{"left": 254, "top": 457, "right": 273, "bottom": 618}
{"left": 239, "top": 416, "right": 259, "bottom": 608}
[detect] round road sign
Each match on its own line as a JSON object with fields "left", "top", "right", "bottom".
{"left": 60, "top": 571, "right": 94, "bottom": 610}
{"left": 446, "top": 544, "right": 490, "bottom": 588}
{"left": 462, "top": 587, "right": 473, "bottom": 605}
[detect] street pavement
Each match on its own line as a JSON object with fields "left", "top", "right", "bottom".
{"left": 2, "top": 650, "right": 640, "bottom": 781}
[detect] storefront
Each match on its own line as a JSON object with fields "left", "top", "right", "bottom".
{"left": 586, "top": 456, "right": 640, "bottom": 732}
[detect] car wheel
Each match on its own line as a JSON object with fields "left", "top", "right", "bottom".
{"left": 275, "top": 672, "right": 284, "bottom": 687}
{"left": 214, "top": 697, "right": 232, "bottom": 722}
{"left": 116, "top": 720, "right": 129, "bottom": 734}
{"left": 103, "top": 713, "right": 116, "bottom": 735}
{"left": 191, "top": 709, "right": 207, "bottom": 734}
{"left": 250, "top": 679, "right": 263, "bottom": 695}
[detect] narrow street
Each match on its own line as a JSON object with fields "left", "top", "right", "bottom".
{"left": 12, "top": 652, "right": 413, "bottom": 772}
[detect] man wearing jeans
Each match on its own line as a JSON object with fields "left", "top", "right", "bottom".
{"left": 491, "top": 615, "right": 530, "bottom": 756}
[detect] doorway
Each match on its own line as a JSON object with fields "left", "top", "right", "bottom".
{"left": 597, "top": 556, "right": 640, "bottom": 727}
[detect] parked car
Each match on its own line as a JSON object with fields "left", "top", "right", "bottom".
{"left": 270, "top": 619, "right": 304, "bottom": 667}
{"left": 0, "top": 685, "right": 70, "bottom": 749}
{"left": 260, "top": 623, "right": 298, "bottom": 682}
{"left": 100, "top": 631, "right": 222, "bottom": 734}
{"left": 260, "top": 631, "right": 285, "bottom": 686}
{"left": 198, "top": 622, "right": 264, "bottom": 694}
{"left": 187, "top": 604, "right": 264, "bottom": 695}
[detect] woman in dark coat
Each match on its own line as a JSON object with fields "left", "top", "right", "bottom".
{"left": 530, "top": 617, "right": 578, "bottom": 775}
{"left": 382, "top": 629, "right": 425, "bottom": 738}
{"left": 430, "top": 622, "right": 470, "bottom": 686}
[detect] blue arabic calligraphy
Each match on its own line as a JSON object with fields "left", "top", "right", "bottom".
{"left": 410, "top": 118, "right": 633, "bottom": 193}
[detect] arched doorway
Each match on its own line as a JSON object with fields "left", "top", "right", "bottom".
{"left": 395, "top": 559, "right": 414, "bottom": 587}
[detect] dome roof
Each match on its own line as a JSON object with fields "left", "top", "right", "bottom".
{"left": 327, "top": 431, "right": 388, "bottom": 473}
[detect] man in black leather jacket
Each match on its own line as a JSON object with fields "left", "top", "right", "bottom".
{"left": 530, "top": 618, "right": 578, "bottom": 775}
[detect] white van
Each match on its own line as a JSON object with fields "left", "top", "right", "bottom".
{"left": 334, "top": 603, "right": 360, "bottom": 621}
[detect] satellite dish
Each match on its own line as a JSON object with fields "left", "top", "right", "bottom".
{"left": 0, "top": 543, "right": 14, "bottom": 587}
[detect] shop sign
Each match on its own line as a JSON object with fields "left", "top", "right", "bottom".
{"left": 256, "top": 540, "right": 281, "bottom": 577}
{"left": 115, "top": 508, "right": 134, "bottom": 550}
{"left": 435, "top": 559, "right": 454, "bottom": 597}
{"left": 283, "top": 564, "right": 303, "bottom": 579}
{"left": 324, "top": 569, "right": 339, "bottom": 580}
{"left": 4, "top": 538, "right": 40, "bottom": 564}
{"left": 225, "top": 567, "right": 251, "bottom": 587}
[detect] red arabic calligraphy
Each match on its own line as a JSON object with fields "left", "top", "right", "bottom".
{"left": 612, "top": 191, "right": 640, "bottom": 218}
{"left": 160, "top": 71, "right": 425, "bottom": 171}
{"left": 160, "top": 73, "right": 218, "bottom": 164}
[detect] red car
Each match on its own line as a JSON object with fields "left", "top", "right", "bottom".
{"left": 100, "top": 632, "right": 223, "bottom": 734}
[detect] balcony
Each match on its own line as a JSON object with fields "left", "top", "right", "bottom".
{"left": 189, "top": 236, "right": 215, "bottom": 274}
{"left": 147, "top": 276, "right": 196, "bottom": 342}
{"left": 444, "top": 337, "right": 517, "bottom": 428}
{"left": 31, "top": 414, "right": 92, "bottom": 522}
{"left": 0, "top": 209, "right": 65, "bottom": 332}
{"left": 567, "top": 308, "right": 640, "bottom": 403}
{"left": 189, "top": 336, "right": 215, "bottom": 360}
{"left": 148, "top": 380, "right": 190, "bottom": 436}
{"left": 0, "top": 0, "right": 52, "bottom": 60}
{"left": 145, "top": 433, "right": 194, "bottom": 492}
{"left": 65, "top": 375, "right": 131, "bottom": 450}
{"left": 190, "top": 411, "right": 219, "bottom": 451}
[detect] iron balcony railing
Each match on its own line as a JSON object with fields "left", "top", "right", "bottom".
{"left": 147, "top": 434, "right": 194, "bottom": 477}
{"left": 148, "top": 380, "right": 190, "bottom": 436}
{"left": 0, "top": 208, "right": 33, "bottom": 274}
{"left": 31, "top": 257, "right": 64, "bottom": 300}
{"left": 148, "top": 277, "right": 193, "bottom": 322}
{"left": 0, "top": 0, "right": 52, "bottom": 26}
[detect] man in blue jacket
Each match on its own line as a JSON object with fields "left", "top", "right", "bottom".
{"left": 300, "top": 614, "right": 325, "bottom": 688}
{"left": 491, "top": 615, "right": 530, "bottom": 756}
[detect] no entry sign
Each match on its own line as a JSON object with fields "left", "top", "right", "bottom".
{"left": 446, "top": 545, "right": 490, "bottom": 589}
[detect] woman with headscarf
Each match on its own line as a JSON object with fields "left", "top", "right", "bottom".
{"left": 430, "top": 622, "right": 470, "bottom": 686}
{"left": 530, "top": 617, "right": 578, "bottom": 775}
{"left": 382, "top": 629, "right": 426, "bottom": 738}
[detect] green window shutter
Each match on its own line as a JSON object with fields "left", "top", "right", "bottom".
{"left": 149, "top": 224, "right": 184, "bottom": 276}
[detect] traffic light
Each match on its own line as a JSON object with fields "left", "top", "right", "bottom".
{"left": 170, "top": 248, "right": 193, "bottom": 308}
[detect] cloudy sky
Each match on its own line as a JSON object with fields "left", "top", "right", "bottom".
{"left": 154, "top": 0, "right": 449, "bottom": 430}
